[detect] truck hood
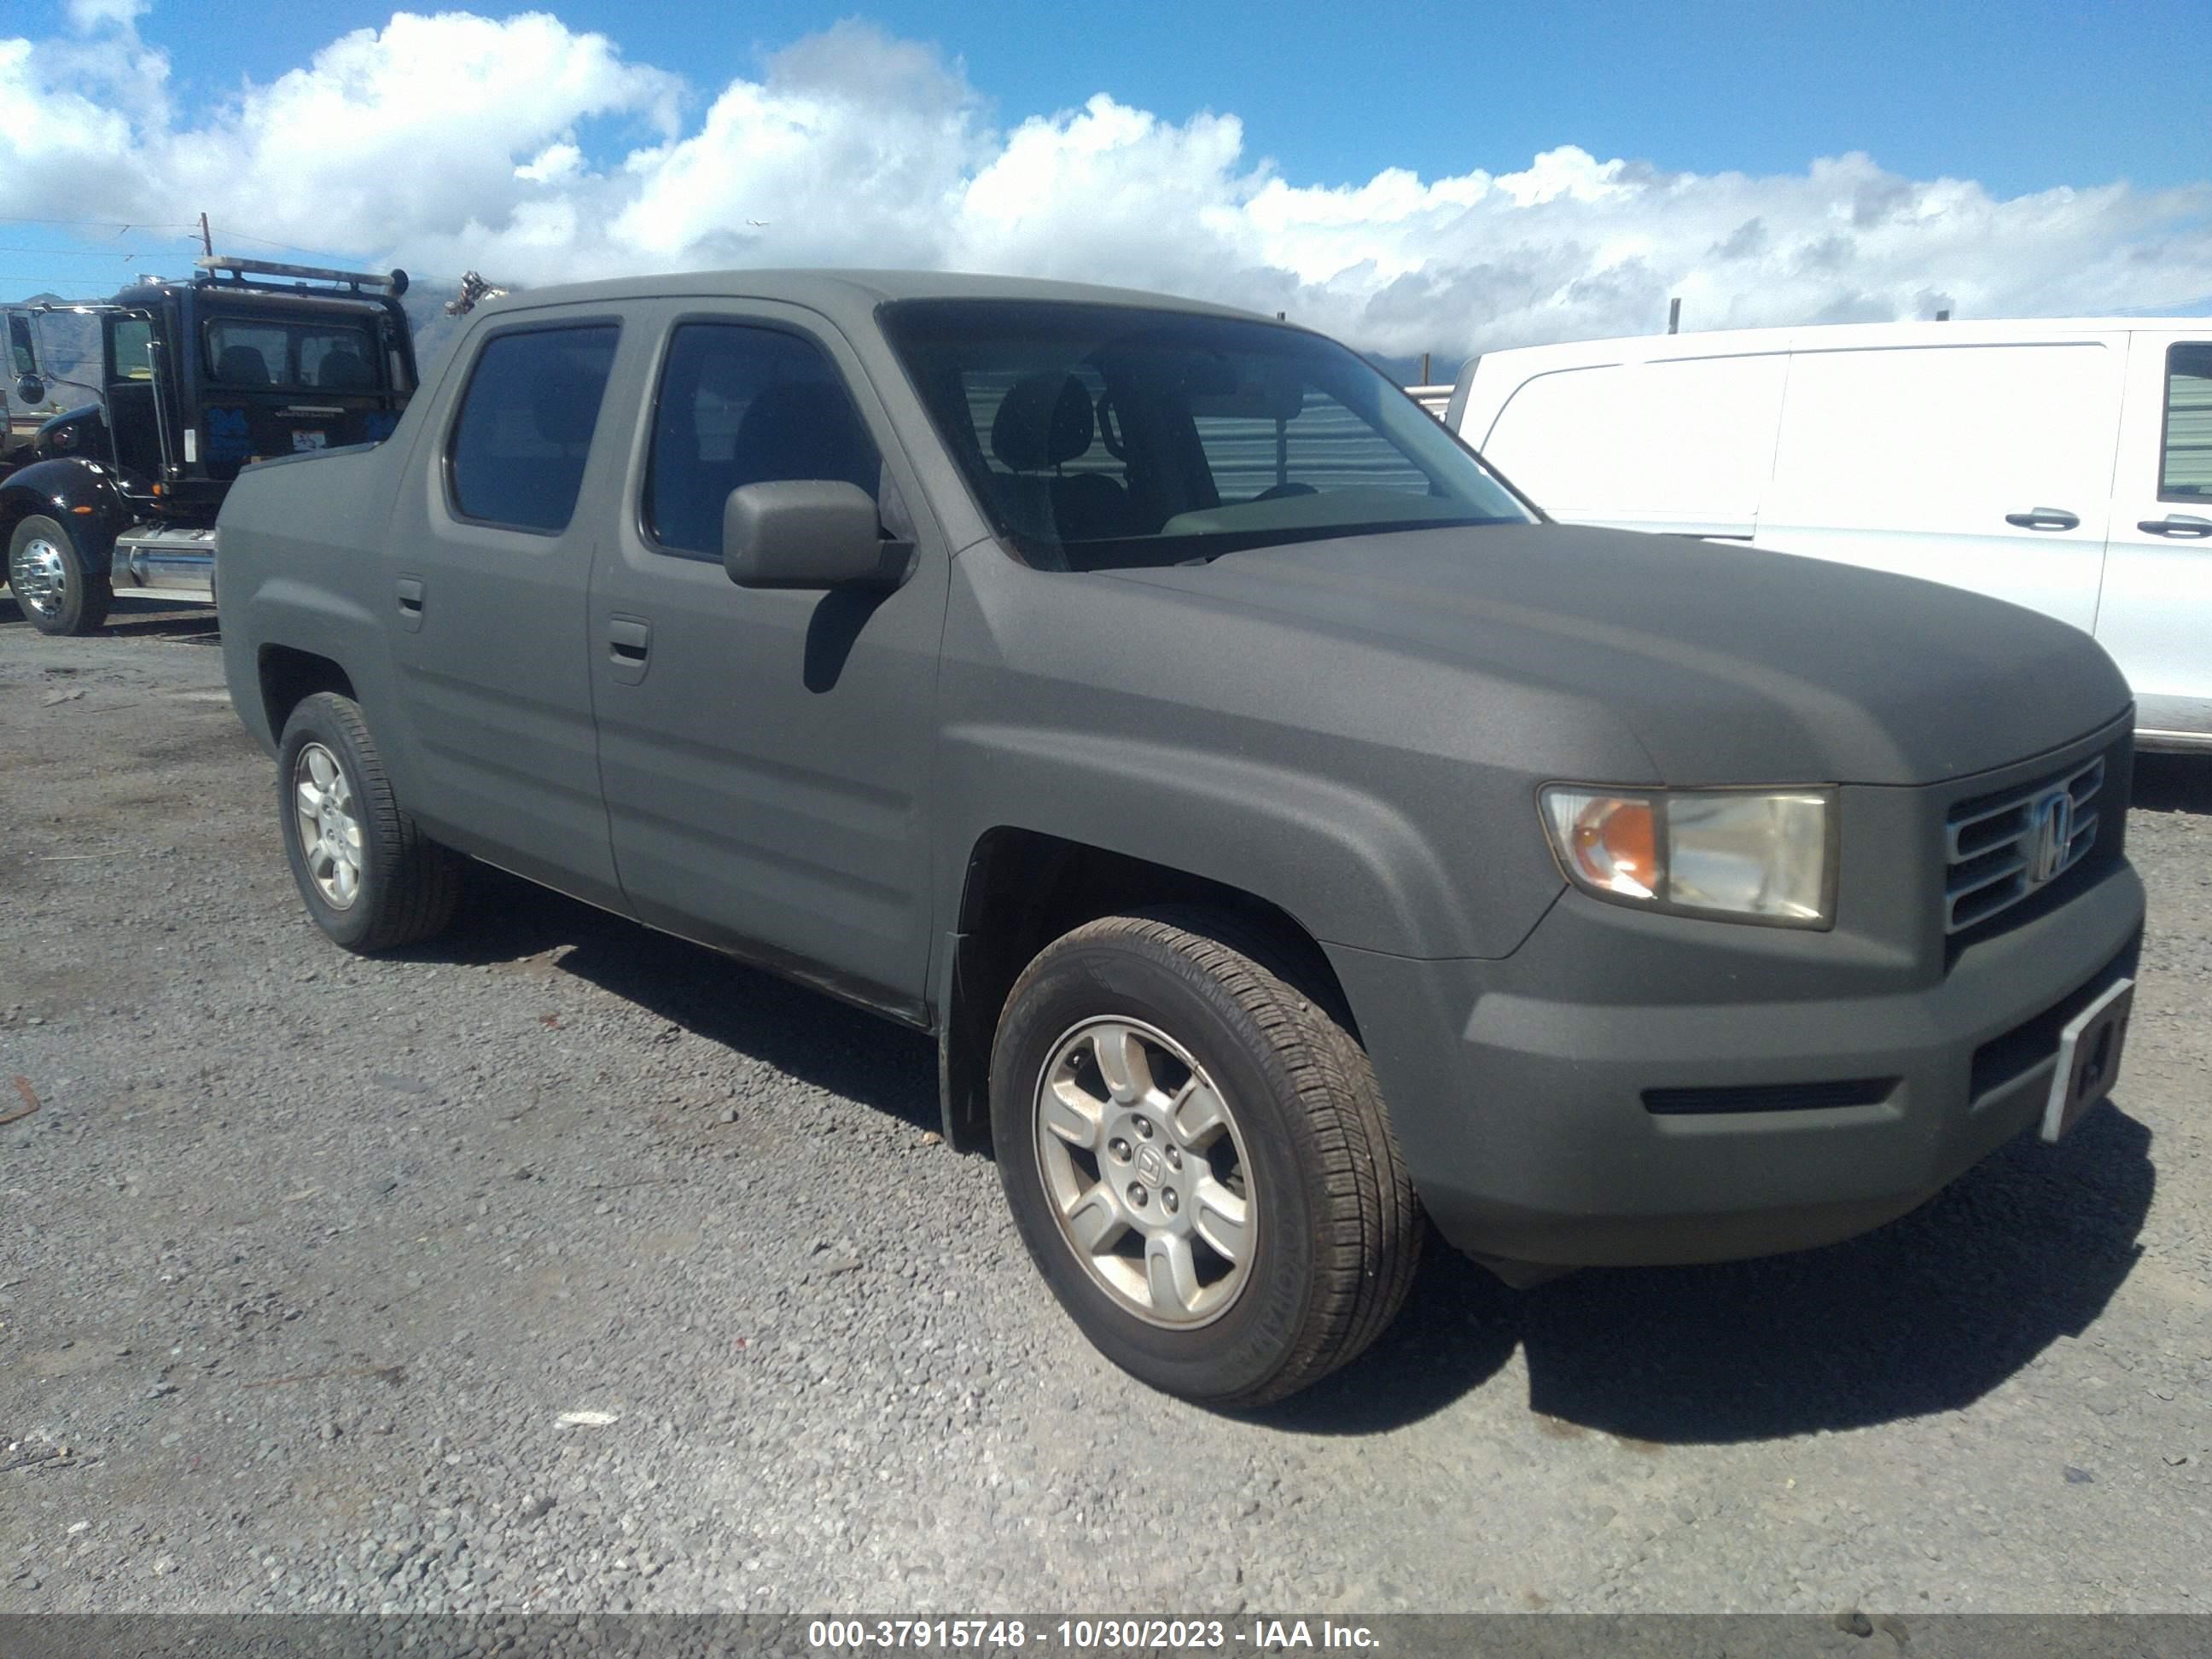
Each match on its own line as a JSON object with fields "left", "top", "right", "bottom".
{"left": 1101, "top": 522, "right": 2132, "bottom": 786}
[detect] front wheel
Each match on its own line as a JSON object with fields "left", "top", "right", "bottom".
{"left": 990, "top": 911, "right": 1421, "bottom": 1408}
{"left": 8, "top": 514, "right": 112, "bottom": 637}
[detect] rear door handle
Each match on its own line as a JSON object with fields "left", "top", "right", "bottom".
{"left": 2138, "top": 513, "right": 2212, "bottom": 538}
{"left": 2005, "top": 508, "right": 2081, "bottom": 532}
{"left": 606, "top": 614, "right": 652, "bottom": 684}
{"left": 395, "top": 576, "right": 425, "bottom": 632}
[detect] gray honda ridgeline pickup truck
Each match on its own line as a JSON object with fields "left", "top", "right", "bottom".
{"left": 220, "top": 271, "right": 2145, "bottom": 1406}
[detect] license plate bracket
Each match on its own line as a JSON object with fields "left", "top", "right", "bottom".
{"left": 2040, "top": 976, "right": 2133, "bottom": 1143}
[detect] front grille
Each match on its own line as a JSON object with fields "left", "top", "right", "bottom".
{"left": 1943, "top": 754, "right": 2104, "bottom": 935}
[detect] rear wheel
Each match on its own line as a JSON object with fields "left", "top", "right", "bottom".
{"left": 990, "top": 911, "right": 1421, "bottom": 1408}
{"left": 8, "top": 515, "right": 112, "bottom": 637}
{"left": 276, "top": 691, "right": 463, "bottom": 952}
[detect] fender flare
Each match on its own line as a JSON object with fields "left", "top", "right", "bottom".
{"left": 0, "top": 459, "right": 135, "bottom": 562}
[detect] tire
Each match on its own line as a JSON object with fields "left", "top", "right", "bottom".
{"left": 276, "top": 691, "right": 463, "bottom": 952}
{"left": 990, "top": 910, "right": 1421, "bottom": 1408}
{"left": 8, "top": 514, "right": 112, "bottom": 637}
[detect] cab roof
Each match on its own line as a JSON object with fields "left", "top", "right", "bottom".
{"left": 464, "top": 268, "right": 1279, "bottom": 329}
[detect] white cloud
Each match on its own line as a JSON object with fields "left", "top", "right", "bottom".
{"left": 515, "top": 142, "right": 582, "bottom": 185}
{"left": 3, "top": 9, "right": 2207, "bottom": 356}
{"left": 65, "top": 0, "right": 148, "bottom": 33}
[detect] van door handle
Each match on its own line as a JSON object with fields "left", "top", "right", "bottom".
{"left": 395, "top": 576, "right": 426, "bottom": 632}
{"left": 2005, "top": 508, "right": 2080, "bottom": 532}
{"left": 2138, "top": 513, "right": 2212, "bottom": 538}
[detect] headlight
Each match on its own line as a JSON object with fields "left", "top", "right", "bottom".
{"left": 1540, "top": 785, "right": 1835, "bottom": 928}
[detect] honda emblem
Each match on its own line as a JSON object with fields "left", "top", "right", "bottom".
{"left": 2027, "top": 789, "right": 2075, "bottom": 887}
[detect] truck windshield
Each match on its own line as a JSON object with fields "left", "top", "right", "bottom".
{"left": 204, "top": 317, "right": 379, "bottom": 392}
{"left": 882, "top": 299, "right": 1531, "bottom": 570}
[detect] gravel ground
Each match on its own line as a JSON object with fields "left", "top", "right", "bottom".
{"left": 3, "top": 591, "right": 2209, "bottom": 1616}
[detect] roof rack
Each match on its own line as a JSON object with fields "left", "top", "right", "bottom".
{"left": 194, "top": 255, "right": 410, "bottom": 297}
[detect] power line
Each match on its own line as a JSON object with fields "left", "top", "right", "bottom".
{"left": 211, "top": 226, "right": 370, "bottom": 259}
{"left": 0, "top": 210, "right": 387, "bottom": 266}
{"left": 0, "top": 246, "right": 181, "bottom": 258}
{"left": 0, "top": 214, "right": 201, "bottom": 230}
{"left": 0, "top": 212, "right": 374, "bottom": 263}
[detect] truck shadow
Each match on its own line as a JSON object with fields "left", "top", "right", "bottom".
{"left": 1267, "top": 1106, "right": 2153, "bottom": 1441}
{"left": 2132, "top": 754, "right": 2212, "bottom": 816}
{"left": 0, "top": 592, "right": 220, "bottom": 641}
{"left": 420, "top": 871, "right": 2154, "bottom": 1447}
{"left": 408, "top": 866, "right": 941, "bottom": 1134}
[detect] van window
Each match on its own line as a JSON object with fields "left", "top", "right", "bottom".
{"left": 2162, "top": 343, "right": 2212, "bottom": 501}
{"left": 1773, "top": 343, "right": 2116, "bottom": 514}
{"left": 643, "top": 323, "right": 880, "bottom": 559}
{"left": 1479, "top": 354, "right": 1788, "bottom": 522}
{"left": 447, "top": 323, "right": 620, "bottom": 534}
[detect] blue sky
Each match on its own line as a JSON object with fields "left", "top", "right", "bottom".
{"left": 3, "top": 2, "right": 2207, "bottom": 348}
{"left": 149, "top": 0, "right": 2211, "bottom": 198}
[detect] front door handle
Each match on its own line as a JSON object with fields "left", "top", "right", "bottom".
{"left": 2139, "top": 513, "right": 2212, "bottom": 538}
{"left": 2005, "top": 507, "right": 2081, "bottom": 532}
{"left": 606, "top": 614, "right": 652, "bottom": 684}
{"left": 395, "top": 576, "right": 426, "bottom": 632}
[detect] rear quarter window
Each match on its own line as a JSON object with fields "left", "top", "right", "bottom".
{"left": 446, "top": 323, "right": 620, "bottom": 534}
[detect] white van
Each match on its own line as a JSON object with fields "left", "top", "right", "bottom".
{"left": 1448, "top": 319, "right": 2212, "bottom": 749}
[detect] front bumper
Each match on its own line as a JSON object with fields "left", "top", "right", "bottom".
{"left": 1329, "top": 720, "right": 2146, "bottom": 1270}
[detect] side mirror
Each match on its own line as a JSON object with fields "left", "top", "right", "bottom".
{"left": 15, "top": 374, "right": 45, "bottom": 406}
{"left": 723, "top": 480, "right": 906, "bottom": 590}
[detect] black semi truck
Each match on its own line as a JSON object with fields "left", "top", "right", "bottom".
{"left": 3, "top": 256, "right": 416, "bottom": 635}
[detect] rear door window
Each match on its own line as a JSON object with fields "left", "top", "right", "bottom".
{"left": 2160, "top": 342, "right": 2212, "bottom": 501}
{"left": 447, "top": 323, "right": 620, "bottom": 534}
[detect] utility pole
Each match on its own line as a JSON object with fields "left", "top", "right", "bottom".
{"left": 1667, "top": 297, "right": 1681, "bottom": 335}
{"left": 198, "top": 212, "right": 212, "bottom": 258}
